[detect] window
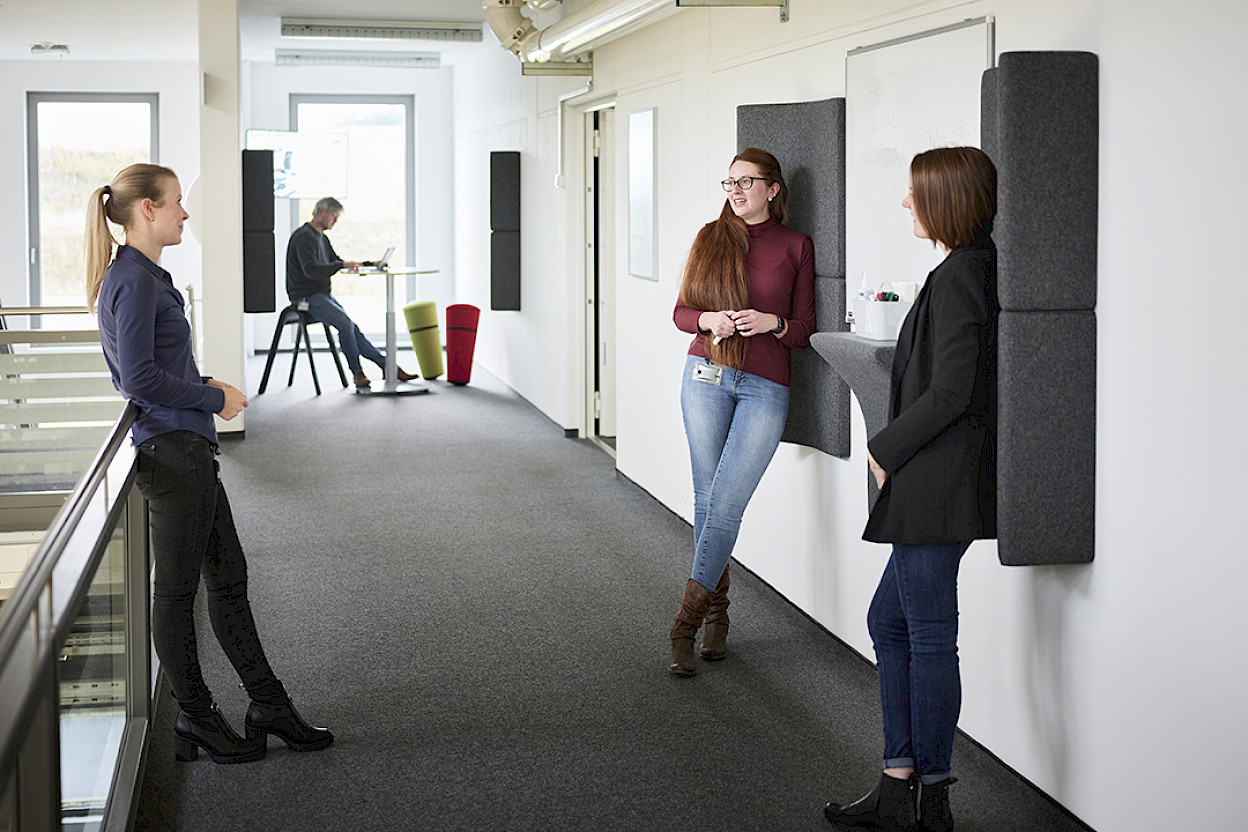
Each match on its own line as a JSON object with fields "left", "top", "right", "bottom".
{"left": 26, "top": 94, "right": 157, "bottom": 310}
{"left": 290, "top": 96, "right": 415, "bottom": 335}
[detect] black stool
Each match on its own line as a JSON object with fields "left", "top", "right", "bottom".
{"left": 258, "top": 304, "right": 348, "bottom": 395}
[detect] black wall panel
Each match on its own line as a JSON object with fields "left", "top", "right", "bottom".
{"left": 242, "top": 230, "right": 275, "bottom": 314}
{"left": 490, "top": 151, "right": 521, "bottom": 232}
{"left": 490, "top": 231, "right": 521, "bottom": 312}
{"left": 490, "top": 151, "right": 521, "bottom": 310}
{"left": 242, "top": 149, "right": 274, "bottom": 233}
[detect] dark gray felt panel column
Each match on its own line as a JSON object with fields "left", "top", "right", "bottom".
{"left": 983, "top": 52, "right": 1099, "bottom": 565}
{"left": 738, "top": 97, "right": 850, "bottom": 457}
{"left": 997, "top": 312, "right": 1096, "bottom": 566}
{"left": 984, "top": 51, "right": 1099, "bottom": 312}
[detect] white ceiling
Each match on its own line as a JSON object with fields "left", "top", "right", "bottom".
{"left": 0, "top": 0, "right": 493, "bottom": 65}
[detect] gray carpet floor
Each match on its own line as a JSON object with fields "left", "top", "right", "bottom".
{"left": 132, "top": 352, "right": 1090, "bottom": 832}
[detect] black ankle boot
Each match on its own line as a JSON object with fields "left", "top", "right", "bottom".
{"left": 823, "top": 773, "right": 917, "bottom": 831}
{"left": 245, "top": 687, "right": 334, "bottom": 752}
{"left": 174, "top": 702, "right": 266, "bottom": 764}
{"left": 917, "top": 778, "right": 956, "bottom": 832}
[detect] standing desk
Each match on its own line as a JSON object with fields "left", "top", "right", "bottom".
{"left": 353, "top": 267, "right": 439, "bottom": 396}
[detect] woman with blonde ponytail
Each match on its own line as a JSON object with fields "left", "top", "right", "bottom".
{"left": 667, "top": 147, "right": 815, "bottom": 676}
{"left": 90, "top": 163, "right": 333, "bottom": 765}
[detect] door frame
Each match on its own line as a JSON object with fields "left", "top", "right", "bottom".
{"left": 581, "top": 103, "right": 617, "bottom": 455}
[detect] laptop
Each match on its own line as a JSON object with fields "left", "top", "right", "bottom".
{"left": 362, "top": 246, "right": 395, "bottom": 270}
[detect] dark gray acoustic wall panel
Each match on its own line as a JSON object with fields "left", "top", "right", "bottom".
{"left": 984, "top": 52, "right": 1099, "bottom": 311}
{"left": 982, "top": 51, "right": 1099, "bottom": 565}
{"left": 997, "top": 312, "right": 1096, "bottom": 566}
{"left": 490, "top": 151, "right": 521, "bottom": 232}
{"left": 490, "top": 231, "right": 521, "bottom": 312}
{"left": 490, "top": 151, "right": 521, "bottom": 311}
{"left": 737, "top": 98, "right": 845, "bottom": 275}
{"left": 242, "top": 231, "right": 275, "bottom": 314}
{"left": 241, "top": 150, "right": 276, "bottom": 313}
{"left": 737, "top": 97, "right": 850, "bottom": 458}
{"left": 242, "top": 149, "right": 274, "bottom": 233}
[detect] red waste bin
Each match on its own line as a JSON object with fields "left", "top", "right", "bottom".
{"left": 445, "top": 304, "right": 481, "bottom": 385}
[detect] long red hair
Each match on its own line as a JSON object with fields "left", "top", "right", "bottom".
{"left": 679, "top": 147, "right": 787, "bottom": 367}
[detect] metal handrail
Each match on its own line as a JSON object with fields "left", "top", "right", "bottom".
{"left": 0, "top": 402, "right": 137, "bottom": 765}
{"left": 0, "top": 307, "right": 92, "bottom": 316}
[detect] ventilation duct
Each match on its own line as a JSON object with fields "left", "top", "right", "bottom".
{"left": 484, "top": 0, "right": 673, "bottom": 63}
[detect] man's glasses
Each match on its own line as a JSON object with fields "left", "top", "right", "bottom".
{"left": 721, "top": 176, "right": 769, "bottom": 192}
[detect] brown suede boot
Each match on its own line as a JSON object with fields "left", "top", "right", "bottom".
{"left": 699, "top": 565, "right": 730, "bottom": 660}
{"left": 668, "top": 579, "right": 714, "bottom": 676}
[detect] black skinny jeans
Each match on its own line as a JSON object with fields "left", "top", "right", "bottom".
{"left": 135, "top": 430, "right": 277, "bottom": 709}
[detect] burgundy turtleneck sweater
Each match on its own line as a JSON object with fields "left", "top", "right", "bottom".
{"left": 673, "top": 217, "right": 816, "bottom": 387}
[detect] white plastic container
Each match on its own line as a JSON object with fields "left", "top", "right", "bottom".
{"left": 852, "top": 297, "right": 914, "bottom": 341}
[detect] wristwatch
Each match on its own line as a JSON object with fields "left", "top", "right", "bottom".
{"left": 771, "top": 315, "right": 786, "bottom": 334}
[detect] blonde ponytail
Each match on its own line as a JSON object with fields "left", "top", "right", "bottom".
{"left": 84, "top": 163, "right": 178, "bottom": 311}
{"left": 85, "top": 185, "right": 115, "bottom": 310}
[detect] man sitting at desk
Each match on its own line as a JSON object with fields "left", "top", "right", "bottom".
{"left": 286, "top": 197, "right": 417, "bottom": 389}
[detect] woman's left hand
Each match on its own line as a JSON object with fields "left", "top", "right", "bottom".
{"left": 207, "top": 379, "right": 249, "bottom": 415}
{"left": 730, "top": 309, "right": 781, "bottom": 338}
{"left": 867, "top": 450, "right": 888, "bottom": 489}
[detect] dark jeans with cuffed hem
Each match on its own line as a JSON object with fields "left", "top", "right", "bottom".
{"left": 868, "top": 540, "right": 971, "bottom": 785}
{"left": 135, "top": 430, "right": 278, "bottom": 709}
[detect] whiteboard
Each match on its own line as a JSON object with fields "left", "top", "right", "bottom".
{"left": 845, "top": 18, "right": 994, "bottom": 319}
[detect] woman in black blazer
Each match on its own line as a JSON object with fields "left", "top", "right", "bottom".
{"left": 824, "top": 147, "right": 998, "bottom": 832}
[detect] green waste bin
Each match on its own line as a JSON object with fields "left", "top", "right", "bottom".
{"left": 402, "top": 300, "right": 444, "bottom": 380}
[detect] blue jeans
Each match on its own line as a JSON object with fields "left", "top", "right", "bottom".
{"left": 868, "top": 541, "right": 971, "bottom": 784}
{"left": 300, "top": 292, "right": 386, "bottom": 374}
{"left": 680, "top": 355, "right": 789, "bottom": 591}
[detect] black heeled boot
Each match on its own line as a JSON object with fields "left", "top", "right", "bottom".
{"left": 244, "top": 682, "right": 334, "bottom": 752}
{"left": 917, "top": 778, "right": 956, "bottom": 832}
{"left": 823, "top": 773, "right": 917, "bottom": 831}
{"left": 174, "top": 701, "right": 266, "bottom": 764}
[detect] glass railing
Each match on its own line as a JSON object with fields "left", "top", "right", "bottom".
{"left": 0, "top": 305, "right": 153, "bottom": 832}
{"left": 1, "top": 306, "right": 126, "bottom": 497}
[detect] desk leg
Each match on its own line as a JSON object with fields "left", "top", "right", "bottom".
{"left": 355, "top": 269, "right": 428, "bottom": 396}
{"left": 384, "top": 272, "right": 398, "bottom": 392}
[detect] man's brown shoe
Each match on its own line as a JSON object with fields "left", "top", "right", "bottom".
{"left": 353, "top": 371, "right": 371, "bottom": 388}
{"left": 397, "top": 367, "right": 419, "bottom": 382}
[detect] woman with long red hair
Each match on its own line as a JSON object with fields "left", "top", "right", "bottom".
{"left": 668, "top": 147, "right": 815, "bottom": 676}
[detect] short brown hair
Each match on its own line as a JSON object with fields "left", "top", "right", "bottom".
{"left": 910, "top": 147, "right": 997, "bottom": 251}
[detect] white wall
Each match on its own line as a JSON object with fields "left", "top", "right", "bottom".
{"left": 243, "top": 61, "right": 456, "bottom": 358}
{"left": 0, "top": 60, "right": 201, "bottom": 309}
{"left": 452, "top": 42, "right": 589, "bottom": 426}
{"left": 453, "top": 1, "right": 1248, "bottom": 829}
{"left": 199, "top": 0, "right": 246, "bottom": 433}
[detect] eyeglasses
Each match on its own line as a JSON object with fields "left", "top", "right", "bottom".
{"left": 721, "top": 176, "right": 769, "bottom": 192}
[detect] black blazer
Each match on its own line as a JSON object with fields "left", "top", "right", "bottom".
{"left": 863, "top": 235, "right": 998, "bottom": 544}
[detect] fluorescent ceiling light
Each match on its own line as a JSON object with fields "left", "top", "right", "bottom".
{"left": 275, "top": 49, "right": 441, "bottom": 69}
{"left": 281, "top": 17, "right": 482, "bottom": 42}
{"left": 31, "top": 43, "right": 70, "bottom": 57}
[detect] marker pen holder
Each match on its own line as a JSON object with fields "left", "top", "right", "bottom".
{"left": 852, "top": 297, "right": 914, "bottom": 341}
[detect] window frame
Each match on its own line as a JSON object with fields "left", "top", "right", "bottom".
{"left": 25, "top": 92, "right": 159, "bottom": 308}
